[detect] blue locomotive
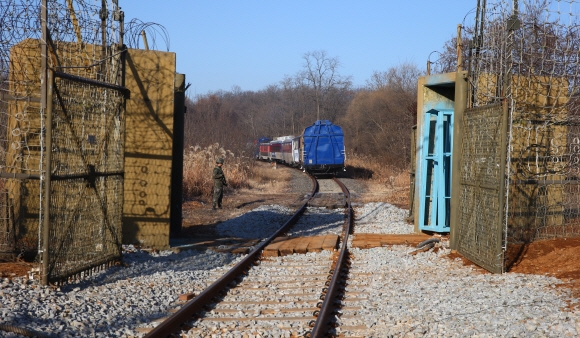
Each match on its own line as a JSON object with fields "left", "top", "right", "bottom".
{"left": 257, "top": 120, "right": 346, "bottom": 174}
{"left": 301, "top": 120, "right": 346, "bottom": 173}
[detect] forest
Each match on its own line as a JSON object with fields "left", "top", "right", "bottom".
{"left": 178, "top": 30, "right": 465, "bottom": 200}
{"left": 183, "top": 51, "right": 434, "bottom": 171}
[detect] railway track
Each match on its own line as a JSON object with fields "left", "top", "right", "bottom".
{"left": 331, "top": 259, "right": 390, "bottom": 337}
{"left": 143, "top": 175, "right": 353, "bottom": 337}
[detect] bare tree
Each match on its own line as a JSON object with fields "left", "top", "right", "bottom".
{"left": 184, "top": 51, "right": 354, "bottom": 152}
{"left": 341, "top": 62, "right": 421, "bottom": 167}
{"left": 431, "top": 27, "right": 473, "bottom": 74}
{"left": 301, "top": 50, "right": 352, "bottom": 120}
{"left": 366, "top": 61, "right": 423, "bottom": 93}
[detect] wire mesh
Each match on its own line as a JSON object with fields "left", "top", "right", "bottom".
{"left": 1, "top": 1, "right": 43, "bottom": 256}
{"left": 461, "top": 0, "right": 580, "bottom": 271}
{"left": 0, "top": 0, "right": 125, "bottom": 283}
{"left": 457, "top": 104, "right": 505, "bottom": 273}
{"left": 49, "top": 73, "right": 124, "bottom": 281}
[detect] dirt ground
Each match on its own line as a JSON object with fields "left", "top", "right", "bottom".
{"left": 3, "top": 162, "right": 580, "bottom": 301}
{"left": 180, "top": 162, "right": 309, "bottom": 239}
{"left": 508, "top": 238, "right": 580, "bottom": 296}
{"left": 448, "top": 238, "right": 580, "bottom": 301}
{"left": 0, "top": 260, "right": 35, "bottom": 279}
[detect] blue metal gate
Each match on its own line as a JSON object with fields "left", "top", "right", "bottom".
{"left": 419, "top": 109, "right": 453, "bottom": 232}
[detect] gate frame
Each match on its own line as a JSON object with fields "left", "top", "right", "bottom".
{"left": 449, "top": 71, "right": 468, "bottom": 248}
{"left": 41, "top": 69, "right": 128, "bottom": 285}
{"left": 451, "top": 103, "right": 508, "bottom": 273}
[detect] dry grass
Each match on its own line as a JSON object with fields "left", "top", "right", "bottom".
{"left": 346, "top": 153, "right": 411, "bottom": 206}
{"left": 183, "top": 148, "right": 412, "bottom": 207}
{"left": 245, "top": 161, "right": 293, "bottom": 193}
{"left": 183, "top": 143, "right": 254, "bottom": 199}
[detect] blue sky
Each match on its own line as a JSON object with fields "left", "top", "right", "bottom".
{"left": 121, "top": 1, "right": 478, "bottom": 97}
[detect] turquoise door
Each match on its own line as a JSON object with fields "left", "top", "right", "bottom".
{"left": 419, "top": 109, "right": 453, "bottom": 232}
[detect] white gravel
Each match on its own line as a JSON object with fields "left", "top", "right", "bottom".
{"left": 337, "top": 246, "right": 580, "bottom": 337}
{"left": 215, "top": 205, "right": 345, "bottom": 239}
{"left": 286, "top": 207, "right": 345, "bottom": 237}
{"left": 0, "top": 247, "right": 244, "bottom": 337}
{"left": 1, "top": 202, "right": 579, "bottom": 337}
{"left": 215, "top": 205, "right": 294, "bottom": 239}
{"left": 339, "top": 202, "right": 580, "bottom": 337}
{"left": 354, "top": 202, "right": 414, "bottom": 234}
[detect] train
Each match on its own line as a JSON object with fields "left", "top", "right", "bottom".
{"left": 255, "top": 120, "right": 346, "bottom": 174}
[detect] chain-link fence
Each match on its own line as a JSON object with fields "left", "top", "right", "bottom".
{"left": 1, "top": 0, "right": 126, "bottom": 284}
{"left": 457, "top": 0, "right": 580, "bottom": 272}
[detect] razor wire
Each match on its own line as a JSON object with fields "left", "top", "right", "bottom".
{"left": 124, "top": 18, "right": 170, "bottom": 51}
{"left": 463, "top": 0, "right": 580, "bottom": 270}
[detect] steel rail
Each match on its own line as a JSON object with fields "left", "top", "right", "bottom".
{"left": 310, "top": 177, "right": 353, "bottom": 337}
{"left": 144, "top": 173, "right": 318, "bottom": 338}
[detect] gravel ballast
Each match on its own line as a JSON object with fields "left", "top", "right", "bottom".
{"left": 354, "top": 202, "right": 413, "bottom": 234}
{"left": 183, "top": 251, "right": 334, "bottom": 337}
{"left": 1, "top": 202, "right": 579, "bottom": 337}
{"left": 0, "top": 248, "right": 244, "bottom": 337}
{"left": 338, "top": 245, "right": 580, "bottom": 337}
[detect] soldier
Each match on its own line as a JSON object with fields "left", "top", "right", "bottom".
{"left": 212, "top": 158, "right": 227, "bottom": 210}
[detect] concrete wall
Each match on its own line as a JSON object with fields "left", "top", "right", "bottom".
{"left": 122, "top": 49, "right": 176, "bottom": 249}
{"left": 6, "top": 39, "right": 43, "bottom": 251}
{"left": 5, "top": 41, "right": 178, "bottom": 252}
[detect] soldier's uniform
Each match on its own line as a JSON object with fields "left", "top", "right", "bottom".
{"left": 212, "top": 158, "right": 227, "bottom": 210}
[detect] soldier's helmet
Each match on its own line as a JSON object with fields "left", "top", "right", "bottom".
{"left": 216, "top": 158, "right": 225, "bottom": 164}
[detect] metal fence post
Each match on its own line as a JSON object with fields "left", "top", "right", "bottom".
{"left": 497, "top": 8, "right": 518, "bottom": 273}
{"left": 171, "top": 74, "right": 185, "bottom": 236}
{"left": 41, "top": 70, "right": 53, "bottom": 286}
{"left": 40, "top": 0, "right": 49, "bottom": 286}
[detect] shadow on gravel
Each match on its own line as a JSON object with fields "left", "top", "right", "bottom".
{"left": 234, "top": 199, "right": 266, "bottom": 208}
{"left": 59, "top": 249, "right": 240, "bottom": 292}
{"left": 288, "top": 210, "right": 345, "bottom": 237}
{"left": 343, "top": 165, "right": 374, "bottom": 179}
{"left": 312, "top": 173, "right": 336, "bottom": 179}
{"left": 64, "top": 208, "right": 298, "bottom": 290}
{"left": 211, "top": 209, "right": 295, "bottom": 239}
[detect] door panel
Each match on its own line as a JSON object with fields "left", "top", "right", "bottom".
{"left": 419, "top": 109, "right": 453, "bottom": 232}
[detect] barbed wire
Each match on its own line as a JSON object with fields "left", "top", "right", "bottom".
{"left": 124, "top": 18, "right": 170, "bottom": 51}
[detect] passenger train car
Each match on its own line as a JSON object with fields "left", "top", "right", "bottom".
{"left": 255, "top": 137, "right": 271, "bottom": 160}
{"left": 257, "top": 120, "right": 345, "bottom": 174}
{"left": 269, "top": 136, "right": 301, "bottom": 165}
